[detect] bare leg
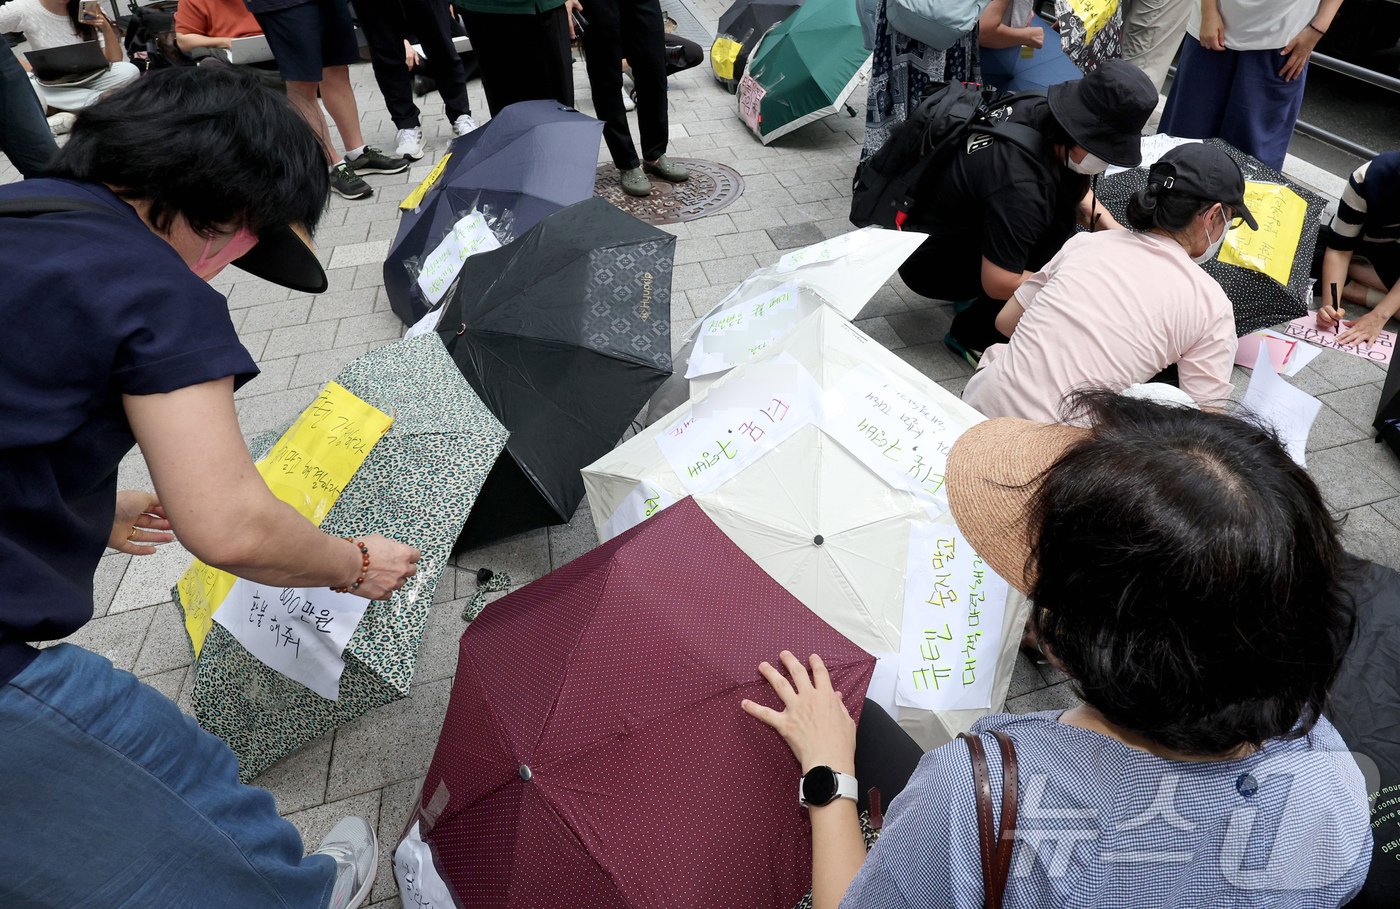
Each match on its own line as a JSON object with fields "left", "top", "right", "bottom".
{"left": 318, "top": 65, "right": 365, "bottom": 153}
{"left": 1349, "top": 260, "right": 1387, "bottom": 292}
{"left": 284, "top": 80, "right": 338, "bottom": 165}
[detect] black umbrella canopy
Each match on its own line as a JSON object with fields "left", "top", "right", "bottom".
{"left": 714, "top": 0, "right": 805, "bottom": 89}
{"left": 438, "top": 197, "right": 675, "bottom": 549}
{"left": 1095, "top": 138, "right": 1325, "bottom": 336}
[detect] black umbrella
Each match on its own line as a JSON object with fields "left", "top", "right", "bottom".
{"left": 437, "top": 197, "right": 675, "bottom": 549}
{"left": 711, "top": 0, "right": 805, "bottom": 92}
{"left": 384, "top": 101, "right": 604, "bottom": 327}
{"left": 1095, "top": 138, "right": 1326, "bottom": 336}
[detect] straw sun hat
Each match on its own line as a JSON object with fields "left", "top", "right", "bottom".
{"left": 946, "top": 418, "right": 1089, "bottom": 596}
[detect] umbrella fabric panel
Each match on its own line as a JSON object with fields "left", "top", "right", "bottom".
{"left": 747, "top": 0, "right": 869, "bottom": 140}
{"left": 411, "top": 498, "right": 872, "bottom": 908}
{"left": 183, "top": 336, "right": 509, "bottom": 781}
{"left": 1094, "top": 138, "right": 1323, "bottom": 336}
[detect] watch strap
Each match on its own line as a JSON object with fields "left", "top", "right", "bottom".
{"left": 798, "top": 767, "right": 860, "bottom": 807}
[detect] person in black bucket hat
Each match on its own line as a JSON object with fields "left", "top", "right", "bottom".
{"left": 893, "top": 59, "right": 1159, "bottom": 366}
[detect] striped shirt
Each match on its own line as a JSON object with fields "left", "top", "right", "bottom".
{"left": 840, "top": 711, "right": 1372, "bottom": 908}
{"left": 1325, "top": 151, "right": 1400, "bottom": 252}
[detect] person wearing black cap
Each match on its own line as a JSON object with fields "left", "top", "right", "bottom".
{"left": 963, "top": 142, "right": 1254, "bottom": 424}
{"left": 0, "top": 67, "right": 417, "bottom": 909}
{"left": 894, "top": 59, "right": 1159, "bottom": 365}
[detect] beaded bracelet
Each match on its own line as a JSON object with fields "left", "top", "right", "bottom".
{"left": 332, "top": 537, "right": 370, "bottom": 593}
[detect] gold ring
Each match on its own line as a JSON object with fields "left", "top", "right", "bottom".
{"left": 127, "top": 525, "right": 139, "bottom": 541}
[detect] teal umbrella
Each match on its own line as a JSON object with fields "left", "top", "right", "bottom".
{"left": 736, "top": 0, "right": 871, "bottom": 145}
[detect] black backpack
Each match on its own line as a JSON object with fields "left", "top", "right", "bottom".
{"left": 850, "top": 81, "right": 1047, "bottom": 230}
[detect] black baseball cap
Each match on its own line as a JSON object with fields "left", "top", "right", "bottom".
{"left": 1046, "top": 60, "right": 1158, "bottom": 167}
{"left": 233, "top": 222, "right": 328, "bottom": 294}
{"left": 1148, "top": 143, "right": 1259, "bottom": 230}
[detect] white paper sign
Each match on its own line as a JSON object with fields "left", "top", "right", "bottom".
{"left": 1105, "top": 133, "right": 1197, "bottom": 177}
{"left": 403, "top": 304, "right": 444, "bottom": 340}
{"left": 822, "top": 363, "right": 974, "bottom": 513}
{"left": 1240, "top": 343, "right": 1321, "bottom": 466}
{"left": 896, "top": 522, "right": 1009, "bottom": 712}
{"left": 686, "top": 283, "right": 815, "bottom": 379}
{"left": 394, "top": 821, "right": 456, "bottom": 909}
{"left": 866, "top": 652, "right": 900, "bottom": 718}
{"left": 657, "top": 354, "right": 824, "bottom": 494}
{"left": 415, "top": 211, "right": 500, "bottom": 305}
{"left": 598, "top": 482, "right": 677, "bottom": 543}
{"left": 212, "top": 579, "right": 371, "bottom": 700}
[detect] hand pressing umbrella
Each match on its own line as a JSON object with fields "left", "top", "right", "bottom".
{"left": 385, "top": 101, "right": 605, "bottom": 326}
{"left": 393, "top": 496, "right": 874, "bottom": 909}
{"left": 437, "top": 197, "right": 675, "bottom": 549}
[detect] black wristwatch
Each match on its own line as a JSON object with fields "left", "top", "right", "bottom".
{"left": 799, "top": 765, "right": 859, "bottom": 808}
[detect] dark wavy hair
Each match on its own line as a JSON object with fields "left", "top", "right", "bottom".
{"left": 1029, "top": 391, "right": 1353, "bottom": 756}
{"left": 49, "top": 67, "right": 326, "bottom": 236}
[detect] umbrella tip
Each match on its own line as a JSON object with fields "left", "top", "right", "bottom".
{"left": 813, "top": 535, "right": 824, "bottom": 547}
{"left": 519, "top": 764, "right": 533, "bottom": 781}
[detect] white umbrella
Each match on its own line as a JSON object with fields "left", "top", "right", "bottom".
{"left": 584, "top": 308, "right": 1029, "bottom": 748}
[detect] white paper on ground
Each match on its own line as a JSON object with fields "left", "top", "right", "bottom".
{"left": 1239, "top": 343, "right": 1321, "bottom": 466}
{"left": 597, "top": 482, "right": 677, "bottom": 543}
{"left": 656, "top": 353, "right": 824, "bottom": 494}
{"left": 821, "top": 362, "right": 973, "bottom": 514}
{"left": 212, "top": 579, "right": 370, "bottom": 700}
{"left": 896, "top": 522, "right": 1009, "bottom": 712}
{"left": 415, "top": 211, "right": 500, "bottom": 305}
{"left": 1105, "top": 133, "right": 1197, "bottom": 177}
{"left": 685, "top": 282, "right": 816, "bottom": 379}
{"left": 866, "top": 652, "right": 900, "bottom": 718}
{"left": 394, "top": 821, "right": 456, "bottom": 909}
{"left": 403, "top": 304, "right": 444, "bottom": 339}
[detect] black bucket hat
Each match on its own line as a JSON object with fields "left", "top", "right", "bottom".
{"left": 1047, "top": 60, "right": 1158, "bottom": 167}
{"left": 1148, "top": 143, "right": 1259, "bottom": 230}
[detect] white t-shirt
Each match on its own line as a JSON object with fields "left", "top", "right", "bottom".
{"left": 962, "top": 230, "right": 1237, "bottom": 425}
{"left": 0, "top": 0, "right": 88, "bottom": 51}
{"left": 1186, "top": 0, "right": 1319, "bottom": 52}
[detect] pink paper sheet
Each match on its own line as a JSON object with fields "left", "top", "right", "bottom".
{"left": 1282, "top": 316, "right": 1395, "bottom": 366}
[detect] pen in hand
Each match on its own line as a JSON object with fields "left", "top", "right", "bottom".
{"left": 1330, "top": 282, "right": 1340, "bottom": 336}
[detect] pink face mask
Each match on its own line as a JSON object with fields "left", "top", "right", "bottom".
{"left": 192, "top": 226, "right": 259, "bottom": 279}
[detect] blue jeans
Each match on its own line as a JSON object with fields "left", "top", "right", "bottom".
{"left": 0, "top": 644, "right": 336, "bottom": 908}
{"left": 0, "top": 45, "right": 57, "bottom": 177}
{"left": 1159, "top": 38, "right": 1306, "bottom": 171}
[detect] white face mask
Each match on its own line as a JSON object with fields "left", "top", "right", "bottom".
{"left": 1191, "top": 208, "right": 1228, "bottom": 265}
{"left": 1065, "top": 148, "right": 1110, "bottom": 175}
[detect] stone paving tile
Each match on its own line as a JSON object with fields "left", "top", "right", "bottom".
{"left": 91, "top": 552, "right": 130, "bottom": 620}
{"left": 324, "top": 677, "right": 453, "bottom": 802}
{"left": 133, "top": 602, "right": 194, "bottom": 678}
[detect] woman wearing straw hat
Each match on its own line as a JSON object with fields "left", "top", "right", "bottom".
{"left": 744, "top": 393, "right": 1370, "bottom": 907}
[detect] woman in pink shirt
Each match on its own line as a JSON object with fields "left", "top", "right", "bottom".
{"left": 963, "top": 142, "right": 1249, "bottom": 424}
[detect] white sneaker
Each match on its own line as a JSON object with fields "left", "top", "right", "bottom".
{"left": 622, "top": 88, "right": 636, "bottom": 112}
{"left": 395, "top": 126, "right": 425, "bottom": 160}
{"left": 452, "top": 115, "right": 479, "bottom": 137}
{"left": 317, "top": 817, "right": 378, "bottom": 909}
{"left": 47, "top": 112, "right": 76, "bottom": 136}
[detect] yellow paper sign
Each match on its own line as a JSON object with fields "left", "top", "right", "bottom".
{"left": 400, "top": 152, "right": 453, "bottom": 211}
{"left": 1219, "top": 182, "right": 1306, "bottom": 288}
{"left": 712, "top": 37, "right": 741, "bottom": 81}
{"left": 177, "top": 382, "right": 393, "bottom": 657}
{"left": 1069, "top": 0, "right": 1118, "bottom": 42}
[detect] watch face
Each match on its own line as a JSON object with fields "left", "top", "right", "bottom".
{"left": 802, "top": 766, "right": 838, "bottom": 806}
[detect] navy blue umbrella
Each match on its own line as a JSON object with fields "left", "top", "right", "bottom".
{"left": 384, "top": 101, "right": 605, "bottom": 326}
{"left": 980, "top": 15, "right": 1082, "bottom": 92}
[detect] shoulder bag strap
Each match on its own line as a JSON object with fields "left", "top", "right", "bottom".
{"left": 959, "top": 731, "right": 1019, "bottom": 908}
{"left": 0, "top": 197, "right": 118, "bottom": 218}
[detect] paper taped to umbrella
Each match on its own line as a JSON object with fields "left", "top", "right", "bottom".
{"left": 385, "top": 101, "right": 604, "bottom": 326}
{"left": 174, "top": 335, "right": 508, "bottom": 781}
{"left": 438, "top": 197, "right": 675, "bottom": 549}
{"left": 585, "top": 308, "right": 1029, "bottom": 748}
{"left": 396, "top": 497, "right": 874, "bottom": 909}
{"left": 1094, "top": 137, "right": 1325, "bottom": 336}
{"left": 712, "top": 0, "right": 805, "bottom": 90}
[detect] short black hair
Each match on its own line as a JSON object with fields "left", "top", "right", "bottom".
{"left": 1030, "top": 391, "right": 1353, "bottom": 756}
{"left": 1126, "top": 182, "right": 1215, "bottom": 233}
{"left": 50, "top": 67, "right": 327, "bottom": 236}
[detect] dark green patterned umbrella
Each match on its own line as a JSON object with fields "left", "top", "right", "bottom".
{"left": 175, "top": 335, "right": 508, "bottom": 781}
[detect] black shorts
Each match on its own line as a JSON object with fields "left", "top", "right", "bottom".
{"left": 1359, "top": 242, "right": 1400, "bottom": 291}
{"left": 253, "top": 0, "right": 360, "bottom": 84}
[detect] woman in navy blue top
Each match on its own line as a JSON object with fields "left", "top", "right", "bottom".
{"left": 0, "top": 69, "right": 418, "bottom": 909}
{"left": 745, "top": 392, "right": 1371, "bottom": 908}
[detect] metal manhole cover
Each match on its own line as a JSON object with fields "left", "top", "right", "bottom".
{"left": 594, "top": 159, "right": 744, "bottom": 225}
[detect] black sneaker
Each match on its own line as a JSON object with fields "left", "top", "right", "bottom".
{"left": 346, "top": 146, "right": 408, "bottom": 175}
{"left": 329, "top": 163, "right": 373, "bottom": 200}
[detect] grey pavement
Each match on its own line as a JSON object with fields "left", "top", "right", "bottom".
{"left": 8, "top": 10, "right": 1399, "bottom": 907}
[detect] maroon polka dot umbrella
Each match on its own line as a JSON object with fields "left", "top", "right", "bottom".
{"left": 394, "top": 496, "right": 874, "bottom": 908}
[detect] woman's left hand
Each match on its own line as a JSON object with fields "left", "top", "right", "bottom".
{"left": 1278, "top": 26, "right": 1321, "bottom": 81}
{"left": 108, "top": 490, "right": 174, "bottom": 556}
{"left": 1336, "top": 310, "right": 1389, "bottom": 347}
{"left": 742, "top": 651, "right": 856, "bottom": 775}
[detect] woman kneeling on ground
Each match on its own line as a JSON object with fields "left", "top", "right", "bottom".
{"left": 745, "top": 392, "right": 1371, "bottom": 907}
{"left": 962, "top": 142, "right": 1246, "bottom": 424}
